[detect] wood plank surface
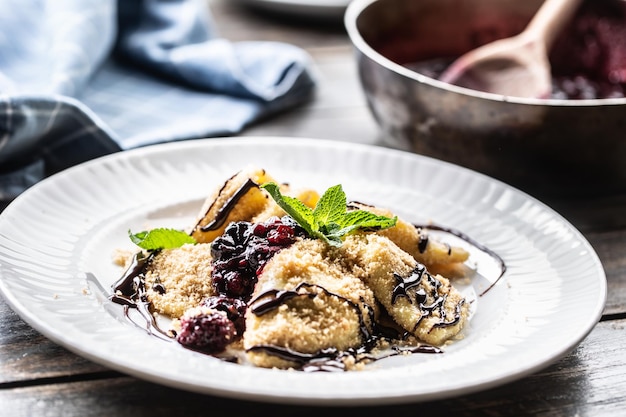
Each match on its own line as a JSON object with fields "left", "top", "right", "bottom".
{"left": 586, "top": 229, "right": 626, "bottom": 315}
{"left": 0, "top": 301, "right": 110, "bottom": 386}
{"left": 1, "top": 318, "right": 624, "bottom": 417}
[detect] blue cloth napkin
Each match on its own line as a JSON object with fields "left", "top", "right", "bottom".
{"left": 0, "top": 0, "right": 316, "bottom": 201}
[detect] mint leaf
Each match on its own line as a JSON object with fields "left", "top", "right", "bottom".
{"left": 312, "top": 184, "right": 345, "bottom": 226}
{"left": 129, "top": 228, "right": 196, "bottom": 251}
{"left": 341, "top": 210, "right": 398, "bottom": 229}
{"left": 260, "top": 182, "right": 318, "bottom": 236}
{"left": 261, "top": 182, "right": 397, "bottom": 247}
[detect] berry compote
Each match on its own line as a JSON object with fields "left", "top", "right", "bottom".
{"left": 210, "top": 216, "right": 307, "bottom": 301}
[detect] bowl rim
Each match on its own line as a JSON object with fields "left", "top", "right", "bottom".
{"left": 344, "top": 0, "right": 626, "bottom": 107}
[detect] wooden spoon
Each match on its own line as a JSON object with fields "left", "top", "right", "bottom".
{"left": 439, "top": 0, "right": 583, "bottom": 98}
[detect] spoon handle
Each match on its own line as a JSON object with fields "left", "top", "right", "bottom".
{"left": 525, "top": 0, "right": 584, "bottom": 49}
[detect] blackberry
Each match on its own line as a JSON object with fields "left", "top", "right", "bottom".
{"left": 176, "top": 310, "right": 236, "bottom": 353}
{"left": 202, "top": 295, "right": 247, "bottom": 335}
{"left": 211, "top": 216, "right": 306, "bottom": 300}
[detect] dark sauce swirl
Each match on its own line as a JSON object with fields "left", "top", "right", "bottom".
{"left": 195, "top": 177, "right": 260, "bottom": 233}
{"left": 347, "top": 201, "right": 506, "bottom": 296}
{"left": 109, "top": 251, "right": 172, "bottom": 341}
{"left": 391, "top": 264, "right": 465, "bottom": 333}
{"left": 246, "top": 345, "right": 354, "bottom": 372}
{"left": 246, "top": 282, "right": 443, "bottom": 371}
{"left": 246, "top": 342, "right": 442, "bottom": 372}
{"left": 392, "top": 263, "right": 429, "bottom": 304}
{"left": 414, "top": 224, "right": 507, "bottom": 297}
{"left": 249, "top": 282, "right": 377, "bottom": 348}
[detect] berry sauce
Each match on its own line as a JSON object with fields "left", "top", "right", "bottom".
{"left": 210, "top": 216, "right": 307, "bottom": 301}
{"left": 399, "top": 2, "right": 626, "bottom": 99}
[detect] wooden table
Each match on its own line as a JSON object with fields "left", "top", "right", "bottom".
{"left": 2, "top": 1, "right": 625, "bottom": 415}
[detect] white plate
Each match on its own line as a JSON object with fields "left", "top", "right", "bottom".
{"left": 0, "top": 137, "right": 606, "bottom": 405}
{"left": 234, "top": 0, "right": 350, "bottom": 18}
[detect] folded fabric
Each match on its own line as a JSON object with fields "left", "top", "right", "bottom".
{"left": 0, "top": 0, "right": 316, "bottom": 202}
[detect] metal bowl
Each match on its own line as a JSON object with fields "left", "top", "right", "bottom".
{"left": 345, "top": 0, "right": 626, "bottom": 197}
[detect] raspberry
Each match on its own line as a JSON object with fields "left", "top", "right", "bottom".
{"left": 267, "top": 225, "right": 295, "bottom": 245}
{"left": 252, "top": 223, "right": 268, "bottom": 237}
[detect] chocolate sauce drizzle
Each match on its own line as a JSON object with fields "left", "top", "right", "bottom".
{"left": 347, "top": 202, "right": 506, "bottom": 296}
{"left": 249, "top": 282, "right": 377, "bottom": 348}
{"left": 414, "top": 224, "right": 507, "bottom": 297}
{"left": 392, "top": 263, "right": 428, "bottom": 304}
{"left": 246, "top": 345, "right": 360, "bottom": 372}
{"left": 391, "top": 264, "right": 465, "bottom": 333}
{"left": 108, "top": 251, "right": 172, "bottom": 341}
{"left": 195, "top": 177, "right": 260, "bottom": 233}
{"left": 246, "top": 282, "right": 444, "bottom": 371}
{"left": 417, "top": 234, "right": 429, "bottom": 253}
{"left": 246, "top": 342, "right": 442, "bottom": 372}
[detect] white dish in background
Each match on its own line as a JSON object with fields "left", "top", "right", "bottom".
{"left": 234, "top": 0, "right": 350, "bottom": 19}
{"left": 0, "top": 137, "right": 606, "bottom": 405}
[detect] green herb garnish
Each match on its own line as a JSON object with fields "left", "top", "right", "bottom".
{"left": 261, "top": 182, "right": 397, "bottom": 247}
{"left": 129, "top": 228, "right": 196, "bottom": 251}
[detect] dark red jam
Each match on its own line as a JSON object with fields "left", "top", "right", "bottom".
{"left": 210, "top": 216, "right": 306, "bottom": 300}
{"left": 399, "top": 1, "right": 626, "bottom": 99}
{"left": 405, "top": 58, "right": 626, "bottom": 99}
{"left": 550, "top": 1, "right": 626, "bottom": 98}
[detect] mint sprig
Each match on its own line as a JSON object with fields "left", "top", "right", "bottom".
{"left": 261, "top": 182, "right": 397, "bottom": 247}
{"left": 129, "top": 228, "right": 196, "bottom": 251}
